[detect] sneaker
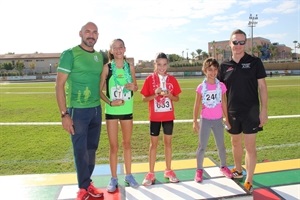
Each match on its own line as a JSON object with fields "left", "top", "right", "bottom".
{"left": 76, "top": 189, "right": 89, "bottom": 200}
{"left": 220, "top": 166, "right": 233, "bottom": 178}
{"left": 194, "top": 169, "right": 203, "bottom": 183}
{"left": 231, "top": 167, "right": 243, "bottom": 179}
{"left": 87, "top": 182, "right": 104, "bottom": 198}
{"left": 244, "top": 182, "right": 253, "bottom": 193}
{"left": 107, "top": 177, "right": 118, "bottom": 193}
{"left": 164, "top": 170, "right": 179, "bottom": 183}
{"left": 142, "top": 172, "right": 156, "bottom": 186}
{"left": 125, "top": 174, "right": 139, "bottom": 188}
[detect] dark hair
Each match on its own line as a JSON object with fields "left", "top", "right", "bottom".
{"left": 155, "top": 52, "right": 168, "bottom": 62}
{"left": 153, "top": 52, "right": 169, "bottom": 73}
{"left": 108, "top": 38, "right": 126, "bottom": 61}
{"left": 230, "top": 29, "right": 247, "bottom": 41}
{"left": 202, "top": 57, "right": 219, "bottom": 73}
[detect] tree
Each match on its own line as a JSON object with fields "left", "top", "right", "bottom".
{"left": 15, "top": 60, "right": 25, "bottom": 75}
{"left": 201, "top": 51, "right": 209, "bottom": 60}
{"left": 269, "top": 44, "right": 278, "bottom": 60}
{"left": 190, "top": 52, "right": 196, "bottom": 60}
{"left": 253, "top": 45, "right": 262, "bottom": 57}
{"left": 29, "top": 61, "right": 36, "bottom": 74}
{"left": 168, "top": 54, "right": 181, "bottom": 62}
{"left": 196, "top": 49, "right": 202, "bottom": 60}
{"left": 215, "top": 48, "right": 224, "bottom": 61}
{"left": 3, "top": 62, "right": 13, "bottom": 70}
{"left": 212, "top": 40, "right": 216, "bottom": 57}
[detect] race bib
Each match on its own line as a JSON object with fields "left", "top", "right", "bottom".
{"left": 111, "top": 86, "right": 131, "bottom": 101}
{"left": 154, "top": 98, "right": 172, "bottom": 112}
{"left": 203, "top": 90, "right": 218, "bottom": 107}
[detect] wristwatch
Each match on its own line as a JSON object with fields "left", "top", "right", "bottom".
{"left": 61, "top": 110, "right": 69, "bottom": 118}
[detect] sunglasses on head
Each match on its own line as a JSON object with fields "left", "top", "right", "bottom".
{"left": 232, "top": 40, "right": 246, "bottom": 45}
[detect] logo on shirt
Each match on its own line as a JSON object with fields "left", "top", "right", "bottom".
{"left": 226, "top": 67, "right": 234, "bottom": 72}
{"left": 242, "top": 63, "right": 251, "bottom": 69}
{"left": 94, "top": 55, "right": 99, "bottom": 62}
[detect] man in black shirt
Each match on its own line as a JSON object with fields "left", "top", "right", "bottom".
{"left": 218, "top": 29, "right": 268, "bottom": 193}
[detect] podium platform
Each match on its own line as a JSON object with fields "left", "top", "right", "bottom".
{"left": 0, "top": 158, "right": 299, "bottom": 200}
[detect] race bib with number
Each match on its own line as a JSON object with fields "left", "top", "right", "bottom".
{"left": 154, "top": 98, "right": 172, "bottom": 112}
{"left": 203, "top": 90, "right": 219, "bottom": 107}
{"left": 111, "top": 86, "right": 131, "bottom": 101}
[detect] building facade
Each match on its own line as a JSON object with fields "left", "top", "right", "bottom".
{"left": 0, "top": 53, "right": 134, "bottom": 75}
{"left": 208, "top": 37, "right": 293, "bottom": 61}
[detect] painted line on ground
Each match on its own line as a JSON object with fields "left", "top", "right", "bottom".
{"left": 1, "top": 142, "right": 299, "bottom": 164}
{"left": 0, "top": 92, "right": 54, "bottom": 94}
{"left": 0, "top": 115, "right": 299, "bottom": 126}
{"left": 1, "top": 83, "right": 299, "bottom": 94}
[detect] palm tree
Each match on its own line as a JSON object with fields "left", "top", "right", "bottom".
{"left": 216, "top": 48, "right": 224, "bottom": 61}
{"left": 212, "top": 41, "right": 216, "bottom": 57}
{"left": 253, "top": 45, "right": 262, "bottom": 58}
{"left": 190, "top": 52, "right": 196, "bottom": 60}
{"left": 202, "top": 51, "right": 209, "bottom": 60}
{"left": 269, "top": 44, "right": 278, "bottom": 60}
{"left": 196, "top": 49, "right": 202, "bottom": 60}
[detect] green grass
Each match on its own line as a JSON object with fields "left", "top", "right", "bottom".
{"left": 0, "top": 76, "right": 299, "bottom": 175}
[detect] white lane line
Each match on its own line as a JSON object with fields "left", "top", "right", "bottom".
{"left": 0, "top": 115, "right": 299, "bottom": 125}
{"left": 1, "top": 142, "right": 299, "bottom": 164}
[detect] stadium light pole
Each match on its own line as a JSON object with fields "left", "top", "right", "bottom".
{"left": 248, "top": 14, "right": 258, "bottom": 55}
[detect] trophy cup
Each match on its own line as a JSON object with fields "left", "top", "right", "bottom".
{"left": 160, "top": 77, "right": 167, "bottom": 95}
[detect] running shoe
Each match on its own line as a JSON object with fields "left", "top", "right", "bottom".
{"left": 231, "top": 167, "right": 243, "bottom": 179}
{"left": 244, "top": 182, "right": 254, "bottom": 194}
{"left": 142, "top": 172, "right": 156, "bottom": 186}
{"left": 164, "top": 170, "right": 179, "bottom": 183}
{"left": 107, "top": 177, "right": 118, "bottom": 193}
{"left": 76, "top": 189, "right": 89, "bottom": 200}
{"left": 194, "top": 169, "right": 203, "bottom": 183}
{"left": 220, "top": 166, "right": 233, "bottom": 178}
{"left": 125, "top": 174, "right": 139, "bottom": 188}
{"left": 87, "top": 182, "right": 104, "bottom": 198}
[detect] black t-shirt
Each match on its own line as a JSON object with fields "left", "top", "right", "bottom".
{"left": 218, "top": 53, "right": 267, "bottom": 112}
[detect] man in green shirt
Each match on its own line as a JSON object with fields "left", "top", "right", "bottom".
{"left": 55, "top": 22, "right": 104, "bottom": 200}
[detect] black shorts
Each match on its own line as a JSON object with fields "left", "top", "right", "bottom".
{"left": 150, "top": 121, "right": 173, "bottom": 136}
{"left": 106, "top": 114, "right": 133, "bottom": 120}
{"left": 228, "top": 108, "right": 262, "bottom": 134}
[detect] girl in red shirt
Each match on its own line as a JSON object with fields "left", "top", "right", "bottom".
{"left": 140, "top": 52, "right": 181, "bottom": 186}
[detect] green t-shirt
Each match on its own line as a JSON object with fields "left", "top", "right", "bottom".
{"left": 57, "top": 45, "right": 103, "bottom": 108}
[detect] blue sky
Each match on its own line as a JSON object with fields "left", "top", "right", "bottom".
{"left": 0, "top": 0, "right": 299, "bottom": 63}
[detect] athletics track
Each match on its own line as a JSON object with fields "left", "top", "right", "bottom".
{"left": 0, "top": 115, "right": 299, "bottom": 199}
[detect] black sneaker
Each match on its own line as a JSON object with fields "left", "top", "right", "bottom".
{"left": 231, "top": 168, "right": 243, "bottom": 179}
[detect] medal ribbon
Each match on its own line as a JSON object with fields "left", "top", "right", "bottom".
{"left": 201, "top": 78, "right": 222, "bottom": 108}
{"left": 111, "top": 59, "right": 132, "bottom": 93}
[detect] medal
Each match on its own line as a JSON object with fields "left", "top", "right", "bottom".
{"left": 159, "top": 74, "right": 167, "bottom": 94}
{"left": 116, "top": 85, "right": 124, "bottom": 99}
